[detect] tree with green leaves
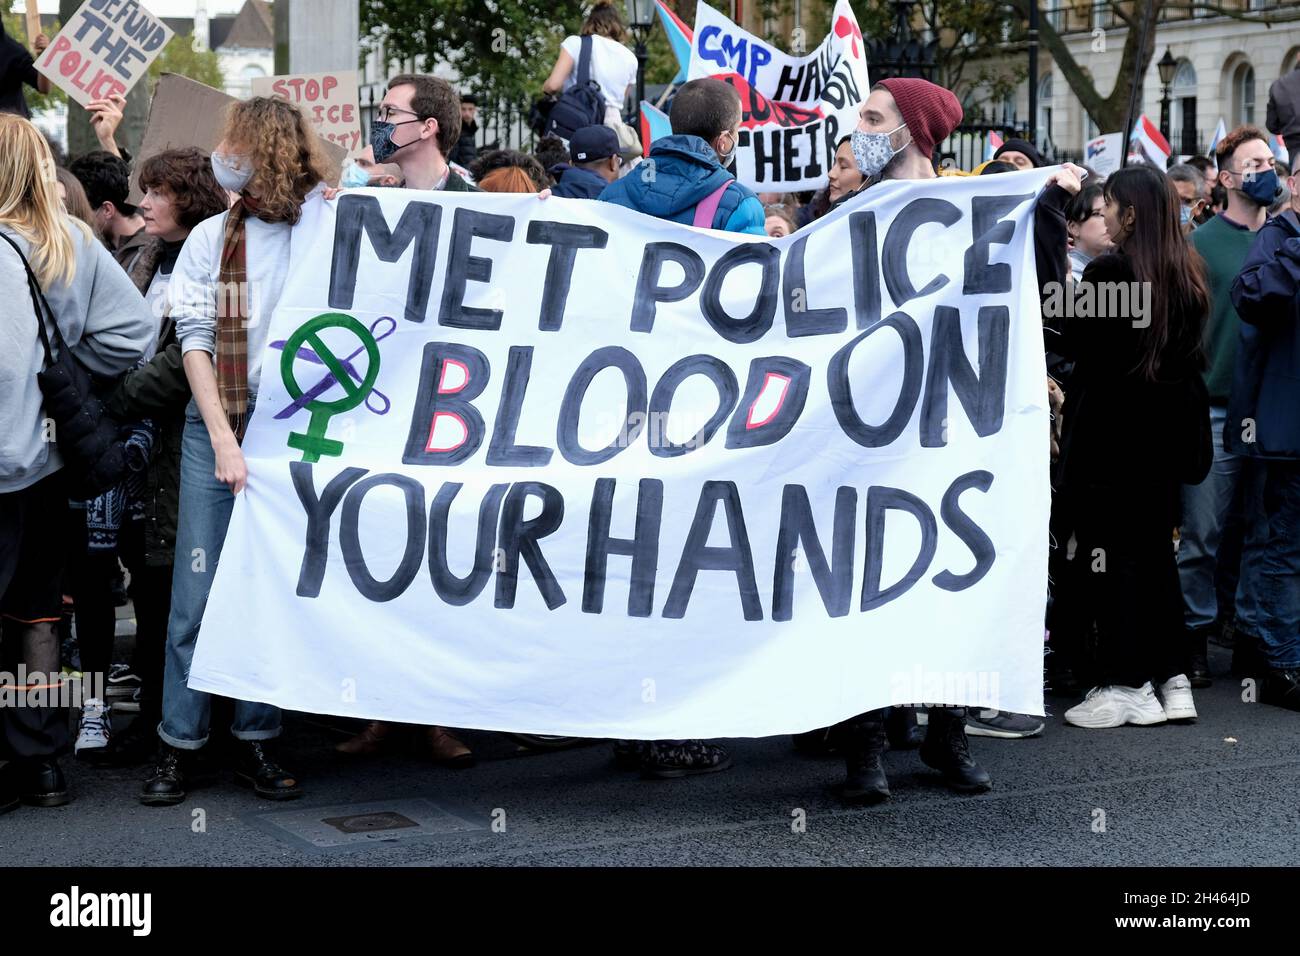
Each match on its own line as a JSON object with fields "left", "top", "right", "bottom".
{"left": 361, "top": 0, "right": 589, "bottom": 109}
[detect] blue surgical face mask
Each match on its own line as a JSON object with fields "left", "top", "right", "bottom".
{"left": 851, "top": 123, "right": 909, "bottom": 179}
{"left": 1180, "top": 203, "right": 1193, "bottom": 225}
{"left": 340, "top": 161, "right": 371, "bottom": 189}
{"left": 370, "top": 118, "right": 420, "bottom": 163}
{"left": 1238, "top": 167, "right": 1281, "bottom": 207}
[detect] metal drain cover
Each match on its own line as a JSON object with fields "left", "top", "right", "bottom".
{"left": 248, "top": 798, "right": 486, "bottom": 852}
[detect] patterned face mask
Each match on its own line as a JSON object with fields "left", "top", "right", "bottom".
{"left": 851, "top": 123, "right": 909, "bottom": 179}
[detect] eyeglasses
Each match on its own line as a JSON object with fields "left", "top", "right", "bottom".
{"left": 376, "top": 106, "right": 420, "bottom": 123}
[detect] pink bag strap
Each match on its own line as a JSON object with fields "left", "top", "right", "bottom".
{"left": 692, "top": 180, "right": 732, "bottom": 229}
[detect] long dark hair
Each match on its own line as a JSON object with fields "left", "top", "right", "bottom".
{"left": 1104, "top": 165, "right": 1210, "bottom": 381}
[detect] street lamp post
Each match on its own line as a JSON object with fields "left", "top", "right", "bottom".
{"left": 626, "top": 0, "right": 655, "bottom": 114}
{"left": 1158, "top": 48, "right": 1177, "bottom": 148}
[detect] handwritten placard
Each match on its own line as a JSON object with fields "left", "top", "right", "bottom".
{"left": 34, "top": 0, "right": 173, "bottom": 108}
{"left": 251, "top": 70, "right": 362, "bottom": 153}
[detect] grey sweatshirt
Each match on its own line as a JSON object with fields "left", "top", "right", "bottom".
{"left": 0, "top": 221, "right": 155, "bottom": 493}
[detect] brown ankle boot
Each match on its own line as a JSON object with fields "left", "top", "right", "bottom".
{"left": 425, "top": 726, "right": 475, "bottom": 768}
{"left": 335, "top": 720, "right": 395, "bottom": 756}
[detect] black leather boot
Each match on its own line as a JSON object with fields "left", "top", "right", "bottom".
{"left": 1262, "top": 669, "right": 1300, "bottom": 712}
{"left": 1187, "top": 626, "right": 1213, "bottom": 688}
{"left": 839, "top": 711, "right": 889, "bottom": 805}
{"left": 140, "top": 743, "right": 188, "bottom": 806}
{"left": 920, "top": 708, "right": 992, "bottom": 793}
{"left": 15, "top": 757, "right": 70, "bottom": 807}
{"left": 234, "top": 740, "right": 304, "bottom": 800}
{"left": 884, "top": 706, "right": 924, "bottom": 750}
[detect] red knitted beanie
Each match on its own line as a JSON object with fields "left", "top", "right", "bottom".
{"left": 875, "top": 77, "right": 964, "bottom": 159}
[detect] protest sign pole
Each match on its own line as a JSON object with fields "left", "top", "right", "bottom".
{"left": 25, "top": 1, "right": 42, "bottom": 44}
{"left": 1120, "top": 0, "right": 1157, "bottom": 169}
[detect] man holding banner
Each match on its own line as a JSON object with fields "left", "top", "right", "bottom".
{"left": 832, "top": 76, "right": 1081, "bottom": 802}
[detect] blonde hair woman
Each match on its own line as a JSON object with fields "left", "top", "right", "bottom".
{"left": 0, "top": 114, "right": 152, "bottom": 813}
{"left": 142, "top": 97, "right": 327, "bottom": 807}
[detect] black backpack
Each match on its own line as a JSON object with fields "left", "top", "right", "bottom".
{"left": 545, "top": 36, "right": 606, "bottom": 140}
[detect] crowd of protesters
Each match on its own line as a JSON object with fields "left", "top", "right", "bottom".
{"left": 1, "top": 0, "right": 1297, "bottom": 817}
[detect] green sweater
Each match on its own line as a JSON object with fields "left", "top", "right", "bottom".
{"left": 1190, "top": 214, "right": 1261, "bottom": 403}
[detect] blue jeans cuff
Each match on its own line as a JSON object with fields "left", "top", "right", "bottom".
{"left": 158, "top": 723, "right": 208, "bottom": 750}
{"left": 230, "top": 726, "right": 281, "bottom": 742}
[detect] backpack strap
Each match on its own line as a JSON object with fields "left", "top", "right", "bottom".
{"left": 0, "top": 231, "right": 57, "bottom": 367}
{"left": 693, "top": 180, "right": 732, "bottom": 229}
{"left": 577, "top": 35, "right": 594, "bottom": 87}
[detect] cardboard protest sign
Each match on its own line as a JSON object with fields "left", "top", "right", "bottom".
{"left": 189, "top": 169, "right": 1055, "bottom": 738}
{"left": 128, "top": 73, "right": 349, "bottom": 205}
{"left": 34, "top": 0, "right": 173, "bottom": 108}
{"left": 251, "top": 70, "right": 362, "bottom": 153}
{"left": 688, "top": 0, "right": 869, "bottom": 192}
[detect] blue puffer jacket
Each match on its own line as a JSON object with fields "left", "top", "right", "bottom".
{"left": 597, "top": 134, "right": 766, "bottom": 235}
{"left": 1227, "top": 210, "right": 1300, "bottom": 460}
{"left": 549, "top": 164, "right": 609, "bottom": 200}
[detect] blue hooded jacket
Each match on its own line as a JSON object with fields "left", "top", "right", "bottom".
{"left": 1227, "top": 210, "right": 1300, "bottom": 460}
{"left": 597, "top": 134, "right": 766, "bottom": 235}
{"left": 549, "top": 163, "right": 609, "bottom": 200}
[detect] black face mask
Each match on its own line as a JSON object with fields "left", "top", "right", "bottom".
{"left": 462, "top": 118, "right": 478, "bottom": 136}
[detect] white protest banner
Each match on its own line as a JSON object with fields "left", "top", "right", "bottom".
{"left": 687, "top": 0, "right": 869, "bottom": 192}
{"left": 251, "top": 70, "right": 362, "bottom": 153}
{"left": 34, "top": 0, "right": 173, "bottom": 108}
{"left": 188, "top": 169, "right": 1054, "bottom": 739}
{"left": 1085, "top": 133, "right": 1124, "bottom": 179}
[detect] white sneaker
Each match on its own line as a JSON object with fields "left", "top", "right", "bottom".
{"left": 1158, "top": 674, "right": 1198, "bottom": 722}
{"left": 1064, "top": 683, "right": 1167, "bottom": 728}
{"left": 74, "top": 698, "right": 112, "bottom": 756}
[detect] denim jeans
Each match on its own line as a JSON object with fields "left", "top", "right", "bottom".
{"left": 158, "top": 400, "right": 280, "bottom": 750}
{"left": 1235, "top": 460, "right": 1300, "bottom": 669}
{"left": 1178, "top": 405, "right": 1243, "bottom": 630}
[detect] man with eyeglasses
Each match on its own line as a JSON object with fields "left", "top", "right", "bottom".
{"left": 368, "top": 74, "right": 478, "bottom": 193}
{"left": 1179, "top": 125, "right": 1281, "bottom": 688}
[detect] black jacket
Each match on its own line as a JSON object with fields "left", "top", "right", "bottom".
{"left": 105, "top": 238, "right": 190, "bottom": 567}
{"left": 1228, "top": 210, "right": 1300, "bottom": 460}
{"left": 1049, "top": 253, "right": 1209, "bottom": 509}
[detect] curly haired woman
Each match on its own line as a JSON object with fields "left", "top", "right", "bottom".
{"left": 142, "top": 98, "right": 327, "bottom": 807}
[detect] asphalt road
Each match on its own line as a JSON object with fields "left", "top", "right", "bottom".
{"left": 3, "top": 644, "right": 1297, "bottom": 867}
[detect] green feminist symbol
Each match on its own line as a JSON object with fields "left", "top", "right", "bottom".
{"left": 281, "top": 313, "right": 381, "bottom": 462}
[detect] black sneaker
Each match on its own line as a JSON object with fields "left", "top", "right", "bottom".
{"left": 640, "top": 740, "right": 732, "bottom": 779}
{"left": 140, "top": 743, "right": 188, "bottom": 806}
{"left": 107, "top": 663, "right": 142, "bottom": 689}
{"left": 234, "top": 741, "right": 304, "bottom": 800}
{"left": 1262, "top": 669, "right": 1300, "bottom": 712}
{"left": 920, "top": 709, "right": 992, "bottom": 793}
{"left": 965, "top": 709, "right": 1045, "bottom": 738}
